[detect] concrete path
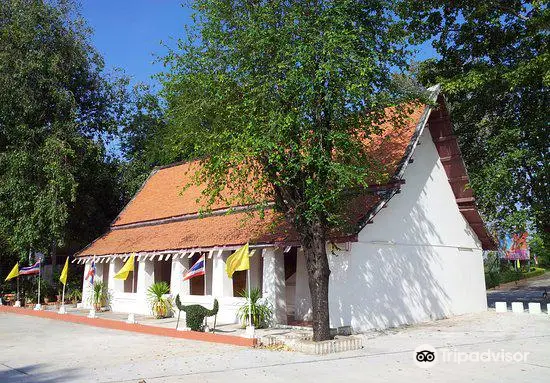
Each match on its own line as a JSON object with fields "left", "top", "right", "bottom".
{"left": 1, "top": 310, "right": 549, "bottom": 382}
{"left": 487, "top": 271, "right": 550, "bottom": 311}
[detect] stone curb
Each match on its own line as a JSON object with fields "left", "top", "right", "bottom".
{"left": 261, "top": 333, "right": 363, "bottom": 354}
{"left": 494, "top": 301, "right": 548, "bottom": 314}
{"left": 0, "top": 306, "right": 256, "bottom": 347}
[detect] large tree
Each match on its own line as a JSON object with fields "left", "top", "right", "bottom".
{"left": 163, "top": 0, "right": 421, "bottom": 340}
{"left": 401, "top": 1, "right": 549, "bottom": 244}
{"left": 118, "top": 85, "right": 173, "bottom": 200}
{"left": 0, "top": 0, "right": 126, "bottom": 260}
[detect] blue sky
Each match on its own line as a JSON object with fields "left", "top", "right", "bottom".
{"left": 81, "top": 1, "right": 193, "bottom": 88}
{"left": 81, "top": 1, "right": 438, "bottom": 89}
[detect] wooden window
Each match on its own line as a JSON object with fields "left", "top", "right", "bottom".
{"left": 232, "top": 270, "right": 247, "bottom": 297}
{"left": 154, "top": 259, "right": 172, "bottom": 292}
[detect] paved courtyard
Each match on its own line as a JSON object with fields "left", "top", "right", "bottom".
{"left": 1, "top": 310, "right": 549, "bottom": 383}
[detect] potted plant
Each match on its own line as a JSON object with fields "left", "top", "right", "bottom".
{"left": 237, "top": 287, "right": 272, "bottom": 328}
{"left": 147, "top": 282, "right": 173, "bottom": 318}
{"left": 90, "top": 281, "right": 109, "bottom": 311}
{"left": 68, "top": 289, "right": 82, "bottom": 306}
{"left": 39, "top": 280, "right": 56, "bottom": 304}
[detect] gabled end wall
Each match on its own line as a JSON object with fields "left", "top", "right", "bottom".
{"left": 327, "top": 110, "right": 487, "bottom": 331}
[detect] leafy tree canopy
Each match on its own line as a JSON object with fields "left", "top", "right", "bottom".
{"left": 118, "top": 84, "right": 172, "bottom": 200}
{"left": 401, "top": 1, "right": 549, "bottom": 244}
{"left": 162, "top": 0, "right": 424, "bottom": 340}
{"left": 0, "top": 0, "right": 127, "bottom": 258}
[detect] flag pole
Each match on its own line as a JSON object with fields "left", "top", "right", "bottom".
{"left": 34, "top": 261, "right": 41, "bottom": 310}
{"left": 61, "top": 281, "right": 66, "bottom": 310}
{"left": 88, "top": 256, "right": 97, "bottom": 318}
{"left": 247, "top": 267, "right": 252, "bottom": 328}
{"left": 204, "top": 254, "right": 208, "bottom": 330}
{"left": 15, "top": 275, "right": 20, "bottom": 307}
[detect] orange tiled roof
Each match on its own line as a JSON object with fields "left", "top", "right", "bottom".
{"left": 78, "top": 103, "right": 426, "bottom": 256}
{"left": 82, "top": 210, "right": 295, "bottom": 256}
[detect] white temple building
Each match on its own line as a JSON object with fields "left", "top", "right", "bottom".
{"left": 76, "top": 87, "right": 495, "bottom": 331}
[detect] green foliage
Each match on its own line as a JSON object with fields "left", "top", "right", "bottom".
{"left": 162, "top": 0, "right": 423, "bottom": 227}
{"left": 237, "top": 287, "right": 272, "bottom": 328}
{"left": 0, "top": 0, "right": 128, "bottom": 261}
{"left": 484, "top": 271, "right": 501, "bottom": 290}
{"left": 401, "top": 1, "right": 549, "bottom": 244}
{"left": 529, "top": 233, "right": 550, "bottom": 267}
{"left": 39, "top": 279, "right": 57, "bottom": 302}
{"left": 67, "top": 289, "right": 82, "bottom": 304}
{"left": 485, "top": 266, "right": 546, "bottom": 289}
{"left": 523, "top": 267, "right": 546, "bottom": 280}
{"left": 89, "top": 281, "right": 109, "bottom": 310}
{"left": 175, "top": 294, "right": 219, "bottom": 331}
{"left": 118, "top": 85, "right": 175, "bottom": 199}
{"left": 162, "top": 0, "right": 425, "bottom": 341}
{"left": 146, "top": 282, "right": 173, "bottom": 318}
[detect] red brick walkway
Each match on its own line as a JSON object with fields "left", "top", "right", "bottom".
{"left": 0, "top": 305, "right": 256, "bottom": 347}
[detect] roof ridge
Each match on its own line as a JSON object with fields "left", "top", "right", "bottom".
{"left": 111, "top": 202, "right": 275, "bottom": 231}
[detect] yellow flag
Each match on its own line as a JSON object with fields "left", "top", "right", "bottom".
{"left": 114, "top": 254, "right": 135, "bottom": 280}
{"left": 4, "top": 263, "right": 19, "bottom": 281}
{"left": 226, "top": 243, "right": 250, "bottom": 278}
{"left": 516, "top": 259, "right": 520, "bottom": 269}
{"left": 59, "top": 257, "right": 69, "bottom": 285}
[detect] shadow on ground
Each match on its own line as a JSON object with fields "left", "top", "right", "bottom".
{"left": 0, "top": 363, "right": 82, "bottom": 383}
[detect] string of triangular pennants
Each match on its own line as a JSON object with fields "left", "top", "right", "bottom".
{"left": 73, "top": 245, "right": 294, "bottom": 264}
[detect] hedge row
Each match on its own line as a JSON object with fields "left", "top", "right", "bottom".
{"left": 523, "top": 267, "right": 546, "bottom": 279}
{"left": 485, "top": 268, "right": 546, "bottom": 289}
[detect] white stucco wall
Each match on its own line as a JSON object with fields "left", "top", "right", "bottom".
{"left": 327, "top": 125, "right": 487, "bottom": 331}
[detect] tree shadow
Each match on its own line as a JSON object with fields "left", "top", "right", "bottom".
{"left": 329, "top": 127, "right": 486, "bottom": 331}
{"left": 0, "top": 363, "right": 82, "bottom": 383}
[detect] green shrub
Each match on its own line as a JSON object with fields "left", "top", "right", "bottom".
{"left": 523, "top": 267, "right": 545, "bottom": 279}
{"left": 500, "top": 269, "right": 523, "bottom": 284}
{"left": 485, "top": 267, "right": 546, "bottom": 288}
{"left": 237, "top": 287, "right": 272, "bottom": 328}
{"left": 485, "top": 271, "right": 500, "bottom": 289}
{"left": 39, "top": 279, "right": 57, "bottom": 302}
{"left": 175, "top": 294, "right": 218, "bottom": 331}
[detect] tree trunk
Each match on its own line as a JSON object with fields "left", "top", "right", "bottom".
{"left": 300, "top": 217, "right": 332, "bottom": 341}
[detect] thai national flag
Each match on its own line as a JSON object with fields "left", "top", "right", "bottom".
{"left": 19, "top": 261, "right": 40, "bottom": 275}
{"left": 183, "top": 255, "right": 205, "bottom": 281}
{"left": 85, "top": 261, "right": 96, "bottom": 284}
